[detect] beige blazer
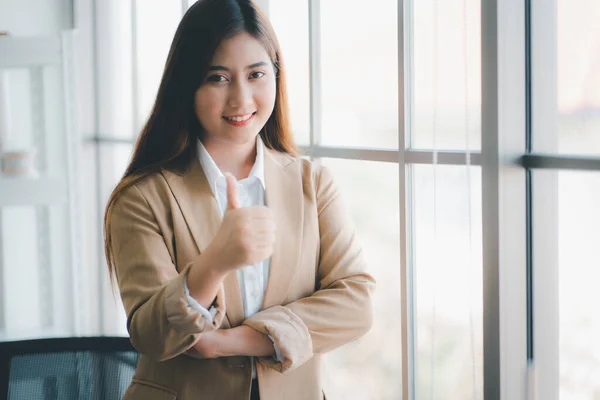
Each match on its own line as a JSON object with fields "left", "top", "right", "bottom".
{"left": 109, "top": 146, "right": 376, "bottom": 400}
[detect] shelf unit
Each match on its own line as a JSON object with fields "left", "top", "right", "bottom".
{"left": 0, "top": 178, "right": 67, "bottom": 207}
{"left": 0, "top": 31, "right": 83, "bottom": 340}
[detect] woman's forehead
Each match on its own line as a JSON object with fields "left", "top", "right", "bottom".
{"left": 210, "top": 32, "right": 272, "bottom": 67}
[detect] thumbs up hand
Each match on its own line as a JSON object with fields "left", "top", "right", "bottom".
{"left": 205, "top": 173, "right": 276, "bottom": 272}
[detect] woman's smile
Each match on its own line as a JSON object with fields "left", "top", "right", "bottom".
{"left": 222, "top": 111, "right": 256, "bottom": 127}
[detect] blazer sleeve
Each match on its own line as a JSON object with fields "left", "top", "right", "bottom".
{"left": 109, "top": 183, "right": 226, "bottom": 361}
{"left": 242, "top": 165, "right": 376, "bottom": 373}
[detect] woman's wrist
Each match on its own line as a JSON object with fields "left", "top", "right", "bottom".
{"left": 187, "top": 249, "right": 226, "bottom": 307}
{"left": 202, "top": 242, "right": 244, "bottom": 273}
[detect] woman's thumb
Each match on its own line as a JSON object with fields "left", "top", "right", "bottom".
{"left": 225, "top": 173, "right": 240, "bottom": 210}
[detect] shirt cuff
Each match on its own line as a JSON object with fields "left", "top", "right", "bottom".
{"left": 184, "top": 274, "right": 218, "bottom": 324}
{"left": 269, "top": 334, "right": 286, "bottom": 363}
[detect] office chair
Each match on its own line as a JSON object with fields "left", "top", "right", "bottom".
{"left": 0, "top": 336, "right": 139, "bottom": 400}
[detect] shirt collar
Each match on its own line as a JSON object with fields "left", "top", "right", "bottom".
{"left": 197, "top": 136, "right": 266, "bottom": 197}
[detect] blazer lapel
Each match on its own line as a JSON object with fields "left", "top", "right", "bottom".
{"left": 261, "top": 149, "right": 304, "bottom": 310}
{"left": 162, "top": 156, "right": 245, "bottom": 327}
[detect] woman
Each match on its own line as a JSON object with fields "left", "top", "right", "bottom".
{"left": 104, "top": 1, "right": 375, "bottom": 399}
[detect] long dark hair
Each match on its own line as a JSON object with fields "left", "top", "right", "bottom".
{"left": 104, "top": 0, "right": 297, "bottom": 282}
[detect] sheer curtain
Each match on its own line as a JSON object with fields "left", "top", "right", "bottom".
{"left": 411, "top": 1, "right": 482, "bottom": 398}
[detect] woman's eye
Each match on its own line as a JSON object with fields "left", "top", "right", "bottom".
{"left": 206, "top": 75, "right": 227, "bottom": 83}
{"left": 250, "top": 71, "right": 265, "bottom": 79}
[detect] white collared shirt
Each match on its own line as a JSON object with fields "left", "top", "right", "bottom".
{"left": 183, "top": 136, "right": 283, "bottom": 368}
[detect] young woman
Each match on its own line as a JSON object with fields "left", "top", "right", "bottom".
{"left": 104, "top": 1, "right": 375, "bottom": 399}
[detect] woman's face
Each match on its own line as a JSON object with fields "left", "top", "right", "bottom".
{"left": 194, "top": 32, "right": 276, "bottom": 146}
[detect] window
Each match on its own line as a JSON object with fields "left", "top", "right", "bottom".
{"left": 412, "top": 165, "right": 482, "bottom": 398}
{"left": 321, "top": 159, "right": 402, "bottom": 399}
{"left": 412, "top": 0, "right": 481, "bottom": 151}
{"left": 532, "top": 0, "right": 600, "bottom": 156}
{"left": 268, "top": 0, "right": 310, "bottom": 145}
{"left": 75, "top": 0, "right": 600, "bottom": 398}
{"left": 529, "top": 1, "right": 600, "bottom": 398}
{"left": 317, "top": 0, "right": 398, "bottom": 149}
{"left": 268, "top": 1, "right": 483, "bottom": 398}
{"left": 82, "top": 0, "right": 486, "bottom": 397}
{"left": 533, "top": 170, "right": 600, "bottom": 399}
{"left": 134, "top": 0, "right": 182, "bottom": 130}
{"left": 76, "top": 0, "right": 186, "bottom": 335}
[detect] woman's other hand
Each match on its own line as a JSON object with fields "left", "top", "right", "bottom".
{"left": 193, "top": 326, "right": 275, "bottom": 359}
{"left": 193, "top": 330, "right": 223, "bottom": 359}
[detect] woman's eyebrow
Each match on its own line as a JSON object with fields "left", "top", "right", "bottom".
{"left": 208, "top": 61, "right": 269, "bottom": 71}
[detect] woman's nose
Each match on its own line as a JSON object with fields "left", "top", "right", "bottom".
{"left": 228, "top": 81, "right": 253, "bottom": 109}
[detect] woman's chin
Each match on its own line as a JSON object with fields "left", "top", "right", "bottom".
{"left": 208, "top": 130, "right": 260, "bottom": 146}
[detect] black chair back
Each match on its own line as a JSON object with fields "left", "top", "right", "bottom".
{"left": 0, "top": 337, "right": 138, "bottom": 400}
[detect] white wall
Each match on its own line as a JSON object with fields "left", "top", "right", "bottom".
{"left": 0, "top": 0, "right": 73, "bottom": 36}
